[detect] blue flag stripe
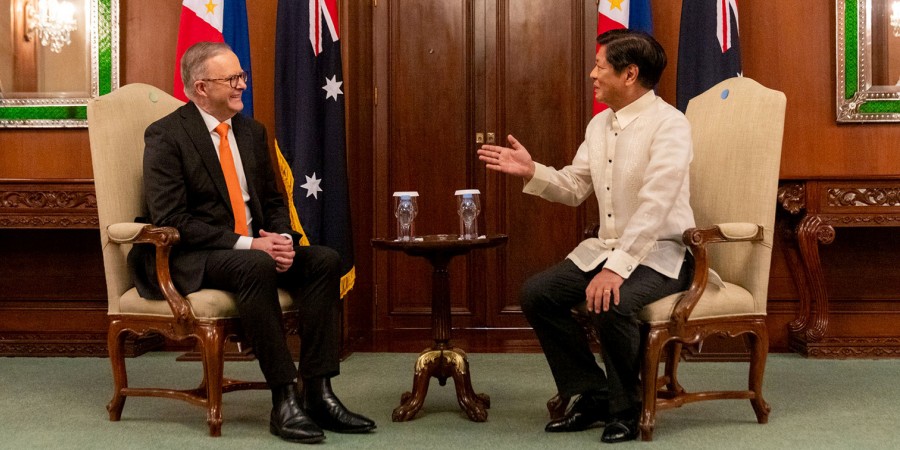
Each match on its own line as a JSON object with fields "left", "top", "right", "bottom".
{"left": 222, "top": 0, "right": 253, "bottom": 118}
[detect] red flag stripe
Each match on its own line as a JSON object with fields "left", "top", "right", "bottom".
{"left": 324, "top": 0, "right": 340, "bottom": 38}
{"left": 173, "top": 5, "right": 225, "bottom": 102}
{"left": 310, "top": 0, "right": 341, "bottom": 56}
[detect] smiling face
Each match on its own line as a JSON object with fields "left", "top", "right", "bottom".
{"left": 590, "top": 46, "right": 631, "bottom": 112}
{"left": 193, "top": 51, "right": 245, "bottom": 121}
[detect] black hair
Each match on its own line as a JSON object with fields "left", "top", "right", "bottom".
{"left": 596, "top": 29, "right": 667, "bottom": 89}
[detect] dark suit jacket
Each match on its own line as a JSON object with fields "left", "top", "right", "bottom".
{"left": 130, "top": 102, "right": 299, "bottom": 299}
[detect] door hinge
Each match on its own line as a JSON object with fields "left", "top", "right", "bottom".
{"left": 374, "top": 87, "right": 378, "bottom": 106}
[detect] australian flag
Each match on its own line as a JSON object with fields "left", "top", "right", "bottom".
{"left": 676, "top": 0, "right": 742, "bottom": 112}
{"left": 274, "top": 0, "right": 355, "bottom": 297}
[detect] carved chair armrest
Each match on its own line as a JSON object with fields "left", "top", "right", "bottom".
{"left": 107, "top": 222, "right": 196, "bottom": 325}
{"left": 667, "top": 223, "right": 764, "bottom": 334}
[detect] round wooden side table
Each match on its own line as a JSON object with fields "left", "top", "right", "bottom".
{"left": 371, "top": 234, "right": 508, "bottom": 422}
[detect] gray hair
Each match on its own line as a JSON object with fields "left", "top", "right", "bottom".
{"left": 180, "top": 42, "right": 233, "bottom": 99}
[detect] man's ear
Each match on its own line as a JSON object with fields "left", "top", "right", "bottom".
{"left": 193, "top": 80, "right": 207, "bottom": 99}
{"left": 624, "top": 64, "right": 640, "bottom": 86}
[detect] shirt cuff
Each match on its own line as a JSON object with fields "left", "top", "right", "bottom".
{"left": 604, "top": 250, "right": 639, "bottom": 279}
{"left": 280, "top": 233, "right": 293, "bottom": 245}
{"left": 234, "top": 236, "right": 253, "bottom": 250}
{"left": 523, "top": 162, "right": 552, "bottom": 195}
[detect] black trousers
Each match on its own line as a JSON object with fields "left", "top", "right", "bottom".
{"left": 203, "top": 244, "right": 342, "bottom": 387}
{"left": 521, "top": 252, "right": 693, "bottom": 416}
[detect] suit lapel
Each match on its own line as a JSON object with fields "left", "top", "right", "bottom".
{"left": 231, "top": 115, "right": 257, "bottom": 182}
{"left": 180, "top": 103, "right": 232, "bottom": 209}
{"left": 231, "top": 114, "right": 263, "bottom": 230}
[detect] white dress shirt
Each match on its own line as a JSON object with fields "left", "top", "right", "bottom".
{"left": 523, "top": 90, "right": 695, "bottom": 280}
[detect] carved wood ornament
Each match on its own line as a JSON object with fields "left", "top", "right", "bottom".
{"left": 0, "top": 180, "right": 98, "bottom": 229}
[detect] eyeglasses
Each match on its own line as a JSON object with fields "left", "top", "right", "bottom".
{"left": 200, "top": 71, "right": 249, "bottom": 89}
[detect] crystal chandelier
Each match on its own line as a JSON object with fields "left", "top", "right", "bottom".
{"left": 25, "top": 0, "right": 78, "bottom": 53}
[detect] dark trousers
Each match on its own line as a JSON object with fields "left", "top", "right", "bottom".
{"left": 521, "top": 252, "right": 693, "bottom": 416}
{"left": 203, "top": 244, "right": 342, "bottom": 387}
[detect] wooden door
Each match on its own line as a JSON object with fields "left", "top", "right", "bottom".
{"left": 373, "top": 0, "right": 597, "bottom": 351}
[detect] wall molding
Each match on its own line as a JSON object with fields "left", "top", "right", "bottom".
{"left": 0, "top": 179, "right": 98, "bottom": 229}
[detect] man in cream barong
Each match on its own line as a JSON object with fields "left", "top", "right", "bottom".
{"left": 477, "top": 29, "right": 694, "bottom": 444}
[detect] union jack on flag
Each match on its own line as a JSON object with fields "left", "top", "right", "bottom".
{"left": 308, "top": 0, "right": 339, "bottom": 56}
{"left": 675, "top": 0, "right": 742, "bottom": 112}
{"left": 716, "top": 0, "right": 739, "bottom": 53}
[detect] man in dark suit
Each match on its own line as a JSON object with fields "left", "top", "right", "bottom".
{"left": 134, "top": 41, "right": 374, "bottom": 444}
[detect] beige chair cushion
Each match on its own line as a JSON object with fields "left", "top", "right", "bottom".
{"left": 118, "top": 288, "right": 297, "bottom": 319}
{"left": 639, "top": 282, "right": 757, "bottom": 325}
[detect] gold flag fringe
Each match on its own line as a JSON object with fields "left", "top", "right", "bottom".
{"left": 275, "top": 140, "right": 354, "bottom": 299}
{"left": 275, "top": 139, "right": 309, "bottom": 246}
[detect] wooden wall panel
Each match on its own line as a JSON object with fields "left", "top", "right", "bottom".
{"left": 342, "top": 0, "right": 377, "bottom": 353}
{"left": 490, "top": 0, "right": 591, "bottom": 326}
{"left": 0, "top": 131, "right": 92, "bottom": 179}
{"left": 0, "top": 229, "right": 108, "bottom": 356}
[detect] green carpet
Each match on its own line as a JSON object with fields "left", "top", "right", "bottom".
{"left": 2, "top": 352, "right": 899, "bottom": 449}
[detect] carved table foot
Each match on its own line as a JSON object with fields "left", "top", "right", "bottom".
{"left": 392, "top": 347, "right": 489, "bottom": 422}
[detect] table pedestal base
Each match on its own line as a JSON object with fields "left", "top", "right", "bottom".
{"left": 392, "top": 347, "right": 490, "bottom": 422}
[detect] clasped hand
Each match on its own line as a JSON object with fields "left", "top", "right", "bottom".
{"left": 252, "top": 230, "right": 294, "bottom": 273}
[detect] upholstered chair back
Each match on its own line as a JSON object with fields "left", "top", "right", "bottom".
{"left": 684, "top": 77, "right": 786, "bottom": 314}
{"left": 87, "top": 84, "right": 184, "bottom": 314}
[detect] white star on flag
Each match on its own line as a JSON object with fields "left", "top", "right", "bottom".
{"left": 322, "top": 75, "right": 343, "bottom": 101}
{"left": 301, "top": 172, "right": 323, "bottom": 199}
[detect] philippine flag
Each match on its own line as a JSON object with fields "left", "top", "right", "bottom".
{"left": 174, "top": 0, "right": 254, "bottom": 117}
{"left": 595, "top": 0, "right": 653, "bottom": 114}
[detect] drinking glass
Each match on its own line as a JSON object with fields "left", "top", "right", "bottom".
{"left": 455, "top": 189, "right": 481, "bottom": 239}
{"left": 393, "top": 191, "right": 419, "bottom": 241}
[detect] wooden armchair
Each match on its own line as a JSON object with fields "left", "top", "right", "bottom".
{"left": 547, "top": 77, "right": 787, "bottom": 441}
{"left": 87, "top": 83, "right": 299, "bottom": 436}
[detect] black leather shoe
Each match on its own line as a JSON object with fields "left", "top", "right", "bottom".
{"left": 270, "top": 384, "right": 325, "bottom": 444}
{"left": 303, "top": 377, "right": 376, "bottom": 433}
{"left": 601, "top": 418, "right": 640, "bottom": 443}
{"left": 545, "top": 394, "right": 609, "bottom": 432}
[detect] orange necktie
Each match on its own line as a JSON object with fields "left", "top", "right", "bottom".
{"left": 214, "top": 123, "right": 249, "bottom": 236}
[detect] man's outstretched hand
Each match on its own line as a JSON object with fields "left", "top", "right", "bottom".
{"left": 477, "top": 134, "right": 536, "bottom": 179}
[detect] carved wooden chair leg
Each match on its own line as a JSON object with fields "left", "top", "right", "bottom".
{"left": 748, "top": 323, "right": 771, "bottom": 424}
{"left": 201, "top": 325, "right": 227, "bottom": 437}
{"left": 106, "top": 321, "right": 129, "bottom": 421}
{"left": 639, "top": 329, "right": 665, "bottom": 442}
{"left": 663, "top": 342, "right": 685, "bottom": 395}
